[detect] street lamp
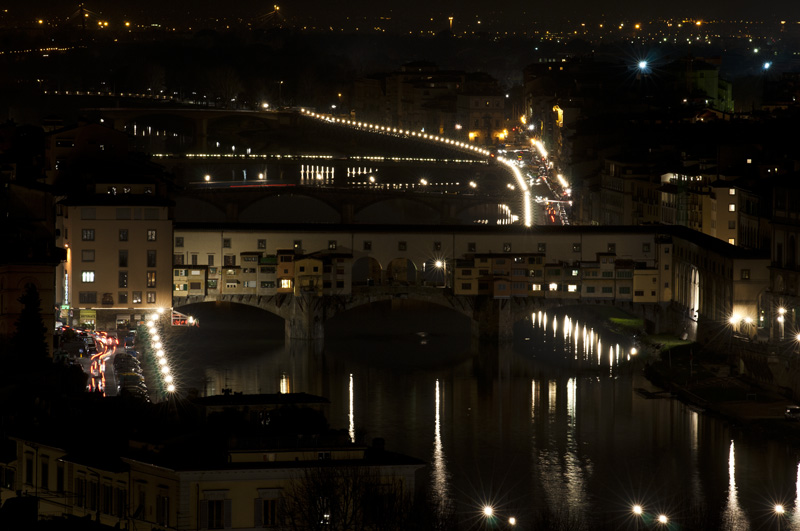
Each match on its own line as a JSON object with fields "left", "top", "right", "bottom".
{"left": 632, "top": 505, "right": 644, "bottom": 530}
{"left": 657, "top": 514, "right": 668, "bottom": 526}
{"left": 434, "top": 260, "right": 447, "bottom": 288}
{"left": 775, "top": 504, "right": 785, "bottom": 530}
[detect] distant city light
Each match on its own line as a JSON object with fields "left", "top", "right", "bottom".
{"left": 638, "top": 60, "right": 648, "bottom": 69}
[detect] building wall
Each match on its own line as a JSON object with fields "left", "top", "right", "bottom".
{"left": 59, "top": 204, "right": 173, "bottom": 330}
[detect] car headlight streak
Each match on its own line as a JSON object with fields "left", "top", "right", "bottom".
{"left": 300, "top": 109, "right": 532, "bottom": 226}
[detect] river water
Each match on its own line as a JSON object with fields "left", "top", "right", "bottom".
{"left": 168, "top": 302, "right": 800, "bottom": 530}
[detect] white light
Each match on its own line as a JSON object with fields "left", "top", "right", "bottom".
{"left": 154, "top": 342, "right": 162, "bottom": 349}
{"left": 638, "top": 60, "right": 648, "bottom": 69}
{"left": 167, "top": 384, "right": 176, "bottom": 392}
{"left": 159, "top": 358, "right": 167, "bottom": 366}
{"left": 165, "top": 374, "right": 174, "bottom": 383}
{"left": 483, "top": 506, "right": 493, "bottom": 517}
{"left": 157, "top": 307, "right": 164, "bottom": 314}
{"left": 157, "top": 350, "right": 165, "bottom": 358}
{"left": 161, "top": 366, "right": 170, "bottom": 374}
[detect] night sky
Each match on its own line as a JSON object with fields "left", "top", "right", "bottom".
{"left": 6, "top": 0, "right": 800, "bottom": 27}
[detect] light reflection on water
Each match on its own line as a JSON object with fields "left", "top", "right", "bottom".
{"left": 175, "top": 305, "right": 800, "bottom": 529}
{"left": 348, "top": 373, "right": 355, "bottom": 443}
{"left": 432, "top": 379, "right": 449, "bottom": 514}
{"left": 722, "top": 440, "right": 748, "bottom": 530}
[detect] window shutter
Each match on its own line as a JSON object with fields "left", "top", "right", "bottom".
{"left": 254, "top": 499, "right": 262, "bottom": 527}
{"left": 199, "top": 500, "right": 208, "bottom": 529}
{"left": 224, "top": 499, "right": 232, "bottom": 528}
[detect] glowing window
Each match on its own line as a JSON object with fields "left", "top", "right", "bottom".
{"left": 280, "top": 279, "right": 292, "bottom": 289}
{"left": 568, "top": 284, "right": 578, "bottom": 292}
{"left": 81, "top": 271, "right": 95, "bottom": 283}
{"left": 548, "top": 283, "right": 558, "bottom": 291}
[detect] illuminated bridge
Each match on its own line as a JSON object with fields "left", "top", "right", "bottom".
{"left": 92, "top": 107, "right": 535, "bottom": 226}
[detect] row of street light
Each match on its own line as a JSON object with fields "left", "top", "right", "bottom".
{"left": 145, "top": 309, "right": 177, "bottom": 395}
{"left": 480, "top": 502, "right": 792, "bottom": 529}
{"left": 300, "top": 108, "right": 534, "bottom": 227}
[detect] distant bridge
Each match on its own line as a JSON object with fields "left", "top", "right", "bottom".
{"left": 92, "top": 107, "right": 531, "bottom": 224}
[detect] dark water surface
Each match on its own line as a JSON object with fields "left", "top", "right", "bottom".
{"left": 167, "top": 302, "right": 800, "bottom": 530}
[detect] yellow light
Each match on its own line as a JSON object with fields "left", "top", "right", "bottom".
{"left": 38, "top": 19, "right": 44, "bottom": 24}
{"left": 125, "top": 21, "right": 130, "bottom": 27}
{"left": 695, "top": 20, "right": 702, "bottom": 26}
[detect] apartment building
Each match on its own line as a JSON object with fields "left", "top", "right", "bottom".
{"left": 56, "top": 190, "right": 173, "bottom": 331}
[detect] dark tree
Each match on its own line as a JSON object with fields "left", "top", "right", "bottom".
{"left": 282, "top": 465, "right": 413, "bottom": 531}
{"left": 11, "top": 283, "right": 49, "bottom": 360}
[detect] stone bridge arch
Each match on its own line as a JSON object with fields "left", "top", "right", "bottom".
{"left": 176, "top": 290, "right": 598, "bottom": 343}
{"left": 352, "top": 257, "right": 382, "bottom": 286}
{"left": 355, "top": 197, "right": 447, "bottom": 225}
{"left": 239, "top": 194, "right": 341, "bottom": 223}
{"left": 174, "top": 196, "right": 227, "bottom": 223}
{"left": 386, "top": 258, "right": 418, "bottom": 285}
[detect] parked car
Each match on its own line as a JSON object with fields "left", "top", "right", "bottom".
{"left": 114, "top": 353, "right": 141, "bottom": 369}
{"left": 785, "top": 406, "right": 800, "bottom": 421}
